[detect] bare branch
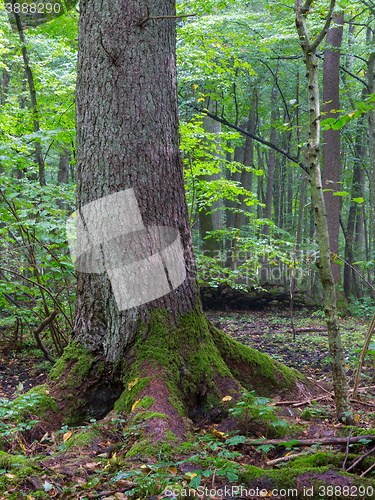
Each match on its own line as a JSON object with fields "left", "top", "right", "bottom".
{"left": 138, "top": 8, "right": 197, "bottom": 27}
{"left": 301, "top": 0, "right": 314, "bottom": 15}
{"left": 187, "top": 103, "right": 308, "bottom": 173}
{"left": 295, "top": 0, "right": 312, "bottom": 51}
{"left": 311, "top": 0, "right": 336, "bottom": 51}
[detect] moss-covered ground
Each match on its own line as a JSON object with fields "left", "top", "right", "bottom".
{"left": 0, "top": 307, "right": 375, "bottom": 498}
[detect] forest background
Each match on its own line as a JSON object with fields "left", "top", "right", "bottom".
{"left": 0, "top": 0, "right": 375, "bottom": 353}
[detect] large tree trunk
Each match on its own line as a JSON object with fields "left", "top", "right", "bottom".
{"left": 48, "top": 0, "right": 305, "bottom": 434}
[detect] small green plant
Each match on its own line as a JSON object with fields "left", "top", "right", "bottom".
{"left": 310, "top": 308, "right": 325, "bottom": 319}
{"left": 227, "top": 390, "right": 287, "bottom": 437}
{"left": 349, "top": 297, "right": 375, "bottom": 320}
{"left": 301, "top": 401, "right": 330, "bottom": 420}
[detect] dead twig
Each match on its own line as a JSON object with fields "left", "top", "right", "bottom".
{"left": 245, "top": 434, "right": 375, "bottom": 447}
{"left": 342, "top": 428, "right": 353, "bottom": 470}
{"left": 137, "top": 8, "right": 197, "bottom": 27}
{"left": 266, "top": 451, "right": 311, "bottom": 467}
{"left": 360, "top": 459, "right": 375, "bottom": 477}
{"left": 350, "top": 398, "right": 375, "bottom": 407}
{"left": 33, "top": 310, "right": 58, "bottom": 363}
{"left": 89, "top": 487, "right": 129, "bottom": 498}
{"left": 280, "top": 327, "right": 327, "bottom": 333}
{"left": 272, "top": 394, "right": 332, "bottom": 406}
{"left": 99, "top": 30, "right": 118, "bottom": 65}
{"left": 292, "top": 394, "right": 333, "bottom": 407}
{"left": 346, "top": 444, "right": 375, "bottom": 472}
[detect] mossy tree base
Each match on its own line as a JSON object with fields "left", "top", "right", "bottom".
{"left": 46, "top": 306, "right": 313, "bottom": 438}
{"left": 239, "top": 451, "right": 375, "bottom": 499}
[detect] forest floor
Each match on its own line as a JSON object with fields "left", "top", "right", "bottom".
{"left": 1, "top": 306, "right": 375, "bottom": 499}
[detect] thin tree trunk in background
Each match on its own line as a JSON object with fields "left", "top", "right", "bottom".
{"left": 57, "top": 149, "right": 70, "bottom": 184}
{"left": 344, "top": 111, "right": 365, "bottom": 298}
{"left": 273, "top": 156, "right": 280, "bottom": 231}
{"left": 1, "top": 67, "right": 10, "bottom": 105}
{"left": 241, "top": 90, "right": 257, "bottom": 226}
{"left": 322, "top": 12, "right": 344, "bottom": 286}
{"left": 367, "top": 44, "right": 375, "bottom": 288}
{"left": 12, "top": 2, "right": 46, "bottom": 186}
{"left": 296, "top": 173, "right": 308, "bottom": 248}
{"left": 287, "top": 165, "right": 293, "bottom": 231}
{"left": 56, "top": 148, "right": 70, "bottom": 209}
{"left": 354, "top": 164, "right": 366, "bottom": 262}
{"left": 225, "top": 138, "right": 243, "bottom": 241}
{"left": 256, "top": 145, "right": 265, "bottom": 221}
{"left": 226, "top": 97, "right": 256, "bottom": 269}
{"left": 262, "top": 83, "right": 278, "bottom": 236}
{"left": 295, "top": 0, "right": 353, "bottom": 424}
{"left": 198, "top": 108, "right": 223, "bottom": 257}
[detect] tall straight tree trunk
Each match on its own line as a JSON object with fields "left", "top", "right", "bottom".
{"left": 13, "top": 3, "right": 45, "bottom": 186}
{"left": 295, "top": 0, "right": 353, "bottom": 423}
{"left": 367, "top": 47, "right": 375, "bottom": 287}
{"left": 322, "top": 12, "right": 344, "bottom": 285}
{"left": 226, "top": 95, "right": 256, "bottom": 269}
{"left": 47, "top": 0, "right": 304, "bottom": 432}
{"left": 262, "top": 83, "right": 278, "bottom": 236}
{"left": 225, "top": 143, "right": 243, "bottom": 241}
{"left": 198, "top": 108, "right": 223, "bottom": 257}
{"left": 256, "top": 145, "right": 265, "bottom": 221}
{"left": 296, "top": 172, "right": 308, "bottom": 248}
{"left": 343, "top": 110, "right": 365, "bottom": 298}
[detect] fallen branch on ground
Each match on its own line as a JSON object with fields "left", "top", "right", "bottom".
{"left": 245, "top": 435, "right": 375, "bottom": 447}
{"left": 280, "top": 327, "right": 327, "bottom": 333}
{"left": 266, "top": 451, "right": 312, "bottom": 467}
{"left": 346, "top": 444, "right": 375, "bottom": 472}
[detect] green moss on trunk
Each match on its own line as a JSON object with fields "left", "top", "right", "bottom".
{"left": 46, "top": 306, "right": 305, "bottom": 429}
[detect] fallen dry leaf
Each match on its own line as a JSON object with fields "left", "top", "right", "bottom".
{"left": 63, "top": 431, "right": 73, "bottom": 442}
{"left": 86, "top": 462, "right": 102, "bottom": 470}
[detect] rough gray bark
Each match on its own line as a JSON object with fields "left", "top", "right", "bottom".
{"left": 74, "top": 0, "right": 197, "bottom": 362}
{"left": 322, "top": 12, "right": 344, "bottom": 285}
{"left": 295, "top": 0, "right": 353, "bottom": 423}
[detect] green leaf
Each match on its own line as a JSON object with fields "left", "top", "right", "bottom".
{"left": 332, "top": 191, "right": 349, "bottom": 196}
{"left": 352, "top": 197, "right": 364, "bottom": 204}
{"left": 226, "top": 471, "right": 238, "bottom": 481}
{"left": 189, "top": 473, "right": 201, "bottom": 489}
{"left": 226, "top": 435, "right": 246, "bottom": 446}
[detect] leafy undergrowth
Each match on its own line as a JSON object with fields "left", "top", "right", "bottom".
{"left": 1, "top": 307, "right": 375, "bottom": 498}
